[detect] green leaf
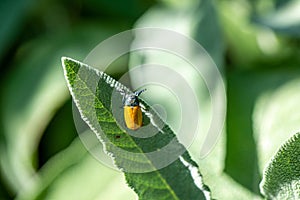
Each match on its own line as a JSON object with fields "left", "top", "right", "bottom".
{"left": 260, "top": 132, "right": 300, "bottom": 199}
{"left": 61, "top": 57, "right": 210, "bottom": 200}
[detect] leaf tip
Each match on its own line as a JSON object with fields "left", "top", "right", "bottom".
{"left": 61, "top": 56, "right": 82, "bottom": 75}
{"left": 61, "top": 56, "right": 70, "bottom": 67}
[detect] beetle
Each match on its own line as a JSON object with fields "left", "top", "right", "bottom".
{"left": 122, "top": 89, "right": 146, "bottom": 130}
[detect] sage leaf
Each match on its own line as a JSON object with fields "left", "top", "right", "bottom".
{"left": 260, "top": 132, "right": 300, "bottom": 199}
{"left": 61, "top": 57, "right": 210, "bottom": 200}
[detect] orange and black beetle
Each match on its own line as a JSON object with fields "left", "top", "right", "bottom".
{"left": 122, "top": 89, "right": 146, "bottom": 130}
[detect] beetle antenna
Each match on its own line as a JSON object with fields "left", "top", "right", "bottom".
{"left": 134, "top": 89, "right": 146, "bottom": 96}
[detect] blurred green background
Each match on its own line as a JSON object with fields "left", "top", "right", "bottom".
{"left": 1, "top": 0, "right": 300, "bottom": 199}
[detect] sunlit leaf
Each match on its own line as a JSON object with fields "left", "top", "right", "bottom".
{"left": 61, "top": 57, "right": 210, "bottom": 200}
{"left": 253, "top": 77, "right": 300, "bottom": 173}
{"left": 260, "top": 132, "right": 300, "bottom": 199}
